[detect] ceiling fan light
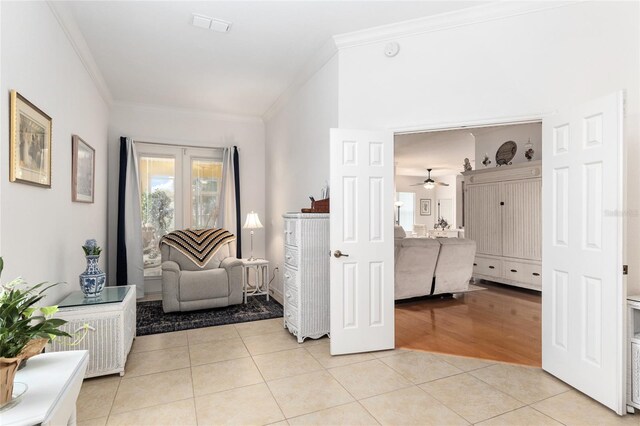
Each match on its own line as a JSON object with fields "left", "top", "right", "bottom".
{"left": 424, "top": 182, "right": 435, "bottom": 190}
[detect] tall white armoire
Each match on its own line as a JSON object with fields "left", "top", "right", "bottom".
{"left": 282, "top": 213, "right": 330, "bottom": 342}
{"left": 463, "top": 161, "right": 542, "bottom": 291}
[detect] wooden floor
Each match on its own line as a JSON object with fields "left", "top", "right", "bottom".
{"left": 395, "top": 282, "right": 542, "bottom": 367}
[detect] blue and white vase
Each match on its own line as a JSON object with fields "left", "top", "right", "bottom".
{"left": 80, "top": 255, "right": 106, "bottom": 297}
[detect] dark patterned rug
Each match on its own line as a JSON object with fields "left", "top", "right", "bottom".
{"left": 136, "top": 295, "right": 283, "bottom": 336}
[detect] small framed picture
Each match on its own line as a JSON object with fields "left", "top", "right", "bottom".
{"left": 72, "top": 135, "right": 95, "bottom": 203}
{"left": 420, "top": 199, "right": 432, "bottom": 216}
{"left": 9, "top": 90, "right": 52, "bottom": 187}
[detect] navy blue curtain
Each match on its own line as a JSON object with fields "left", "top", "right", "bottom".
{"left": 116, "top": 137, "right": 128, "bottom": 286}
{"left": 233, "top": 146, "right": 242, "bottom": 258}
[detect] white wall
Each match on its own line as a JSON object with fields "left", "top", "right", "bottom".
{"left": 107, "top": 104, "right": 265, "bottom": 291}
{"left": 474, "top": 123, "right": 542, "bottom": 167}
{"left": 337, "top": 2, "right": 640, "bottom": 292}
{"left": 264, "top": 55, "right": 339, "bottom": 301}
{"left": 0, "top": 2, "right": 109, "bottom": 303}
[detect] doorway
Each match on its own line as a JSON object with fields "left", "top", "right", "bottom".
{"left": 393, "top": 121, "right": 543, "bottom": 366}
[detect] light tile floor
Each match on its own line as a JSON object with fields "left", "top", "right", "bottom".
{"left": 77, "top": 318, "right": 637, "bottom": 426}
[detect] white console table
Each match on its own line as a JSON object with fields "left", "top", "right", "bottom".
{"left": 2, "top": 351, "right": 88, "bottom": 426}
{"left": 48, "top": 286, "right": 136, "bottom": 377}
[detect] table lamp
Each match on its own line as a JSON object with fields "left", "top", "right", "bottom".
{"left": 243, "top": 211, "right": 263, "bottom": 261}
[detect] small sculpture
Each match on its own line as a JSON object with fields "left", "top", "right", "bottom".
{"left": 524, "top": 138, "right": 535, "bottom": 161}
{"left": 463, "top": 158, "right": 472, "bottom": 172}
{"left": 482, "top": 153, "right": 492, "bottom": 167}
{"left": 435, "top": 217, "right": 449, "bottom": 230}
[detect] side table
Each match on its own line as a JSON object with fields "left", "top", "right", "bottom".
{"left": 240, "top": 259, "right": 270, "bottom": 303}
{"left": 47, "top": 286, "right": 136, "bottom": 378}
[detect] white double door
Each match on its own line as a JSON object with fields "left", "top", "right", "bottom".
{"left": 329, "top": 92, "right": 625, "bottom": 414}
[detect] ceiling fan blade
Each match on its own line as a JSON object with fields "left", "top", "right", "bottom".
{"left": 410, "top": 183, "right": 426, "bottom": 186}
{"left": 436, "top": 182, "right": 450, "bottom": 186}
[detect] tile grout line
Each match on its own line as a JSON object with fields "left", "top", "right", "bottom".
{"left": 105, "top": 396, "right": 196, "bottom": 421}
{"left": 187, "top": 342, "right": 198, "bottom": 426}
{"left": 239, "top": 331, "right": 288, "bottom": 422}
{"left": 527, "top": 402, "right": 570, "bottom": 426}
{"left": 416, "top": 373, "right": 484, "bottom": 424}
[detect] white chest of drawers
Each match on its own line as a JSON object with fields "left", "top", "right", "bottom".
{"left": 282, "top": 213, "right": 330, "bottom": 343}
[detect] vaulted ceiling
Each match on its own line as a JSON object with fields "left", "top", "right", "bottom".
{"left": 62, "top": 1, "right": 485, "bottom": 117}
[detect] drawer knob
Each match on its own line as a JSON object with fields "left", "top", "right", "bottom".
{"left": 287, "top": 312, "right": 292, "bottom": 318}
{"left": 286, "top": 254, "right": 292, "bottom": 260}
{"left": 510, "top": 269, "right": 518, "bottom": 273}
{"left": 284, "top": 273, "right": 291, "bottom": 279}
{"left": 286, "top": 292, "right": 292, "bottom": 299}
{"left": 473, "top": 263, "right": 477, "bottom": 266}
{"left": 489, "top": 265, "right": 495, "bottom": 269}
{"left": 532, "top": 272, "right": 540, "bottom": 276}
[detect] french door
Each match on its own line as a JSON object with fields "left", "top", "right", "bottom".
{"left": 136, "top": 143, "right": 222, "bottom": 282}
{"left": 542, "top": 92, "right": 625, "bottom": 414}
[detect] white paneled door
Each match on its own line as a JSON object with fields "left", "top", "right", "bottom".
{"left": 329, "top": 129, "right": 395, "bottom": 355}
{"left": 542, "top": 92, "right": 625, "bottom": 414}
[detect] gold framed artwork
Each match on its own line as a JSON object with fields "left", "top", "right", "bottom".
{"left": 9, "top": 90, "right": 52, "bottom": 187}
{"left": 72, "top": 135, "right": 95, "bottom": 203}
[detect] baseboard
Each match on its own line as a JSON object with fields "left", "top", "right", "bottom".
{"left": 270, "top": 286, "right": 284, "bottom": 305}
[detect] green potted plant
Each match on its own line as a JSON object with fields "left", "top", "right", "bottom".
{"left": 0, "top": 257, "right": 70, "bottom": 404}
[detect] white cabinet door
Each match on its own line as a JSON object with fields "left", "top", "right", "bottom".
{"left": 502, "top": 179, "right": 542, "bottom": 260}
{"left": 542, "top": 92, "right": 624, "bottom": 414}
{"left": 329, "top": 128, "right": 395, "bottom": 355}
{"left": 465, "top": 183, "right": 502, "bottom": 256}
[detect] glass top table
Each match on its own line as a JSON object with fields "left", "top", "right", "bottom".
{"left": 58, "top": 286, "right": 130, "bottom": 308}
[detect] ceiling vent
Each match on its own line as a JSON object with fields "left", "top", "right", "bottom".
{"left": 192, "top": 14, "right": 231, "bottom": 33}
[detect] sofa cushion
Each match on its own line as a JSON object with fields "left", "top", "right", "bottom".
{"left": 434, "top": 238, "right": 477, "bottom": 293}
{"left": 394, "top": 237, "right": 440, "bottom": 300}
{"left": 394, "top": 225, "right": 406, "bottom": 239}
{"left": 179, "top": 268, "right": 229, "bottom": 301}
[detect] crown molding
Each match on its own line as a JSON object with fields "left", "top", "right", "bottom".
{"left": 112, "top": 101, "right": 264, "bottom": 125}
{"left": 334, "top": 1, "right": 579, "bottom": 49}
{"left": 262, "top": 37, "right": 338, "bottom": 122}
{"left": 47, "top": 1, "right": 113, "bottom": 106}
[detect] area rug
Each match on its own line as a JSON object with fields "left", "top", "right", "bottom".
{"left": 136, "top": 295, "right": 283, "bottom": 336}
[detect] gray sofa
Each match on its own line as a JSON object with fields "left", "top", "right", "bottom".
{"left": 161, "top": 240, "right": 243, "bottom": 313}
{"left": 394, "top": 226, "right": 476, "bottom": 300}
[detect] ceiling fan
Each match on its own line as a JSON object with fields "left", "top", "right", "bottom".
{"left": 410, "top": 169, "right": 449, "bottom": 189}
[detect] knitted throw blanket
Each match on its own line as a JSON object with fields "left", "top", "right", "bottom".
{"left": 160, "top": 228, "right": 236, "bottom": 268}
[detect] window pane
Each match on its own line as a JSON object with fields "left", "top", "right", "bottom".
{"left": 139, "top": 156, "right": 176, "bottom": 277}
{"left": 191, "top": 159, "right": 222, "bottom": 229}
{"left": 398, "top": 192, "right": 415, "bottom": 232}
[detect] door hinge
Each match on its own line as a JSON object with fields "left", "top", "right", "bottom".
{"left": 623, "top": 265, "right": 629, "bottom": 275}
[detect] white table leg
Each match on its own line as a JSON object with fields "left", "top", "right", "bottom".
{"left": 265, "top": 264, "right": 270, "bottom": 301}
{"left": 243, "top": 267, "right": 247, "bottom": 304}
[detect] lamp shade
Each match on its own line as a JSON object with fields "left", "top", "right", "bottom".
{"left": 243, "top": 211, "right": 263, "bottom": 229}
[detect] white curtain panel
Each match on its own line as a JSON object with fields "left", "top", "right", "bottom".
{"left": 216, "top": 147, "right": 237, "bottom": 234}
{"left": 124, "top": 139, "right": 145, "bottom": 298}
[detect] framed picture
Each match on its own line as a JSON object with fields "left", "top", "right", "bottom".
{"left": 420, "top": 199, "right": 432, "bottom": 216}
{"left": 72, "top": 135, "right": 95, "bottom": 203}
{"left": 9, "top": 90, "right": 52, "bottom": 187}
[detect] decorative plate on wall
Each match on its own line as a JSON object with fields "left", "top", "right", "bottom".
{"left": 495, "top": 141, "right": 517, "bottom": 166}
